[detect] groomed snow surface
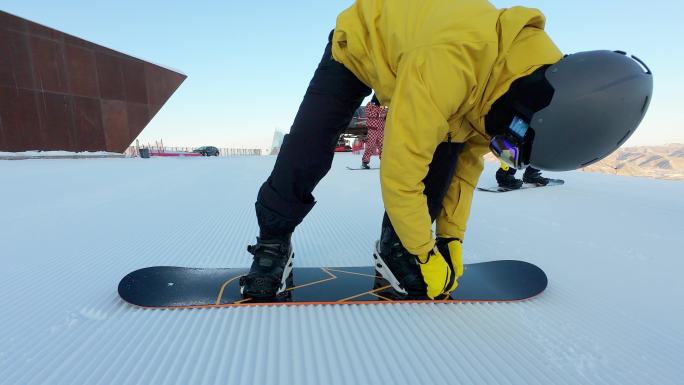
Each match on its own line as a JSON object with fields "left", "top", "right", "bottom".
{"left": 1, "top": 153, "right": 683, "bottom": 385}
{"left": 0, "top": 151, "right": 123, "bottom": 160}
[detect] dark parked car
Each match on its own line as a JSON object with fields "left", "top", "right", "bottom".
{"left": 334, "top": 137, "right": 352, "bottom": 152}
{"left": 193, "top": 146, "right": 220, "bottom": 156}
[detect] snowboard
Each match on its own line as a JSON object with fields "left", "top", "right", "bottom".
{"left": 478, "top": 179, "right": 564, "bottom": 193}
{"left": 346, "top": 166, "right": 379, "bottom": 170}
{"left": 118, "top": 260, "right": 547, "bottom": 309}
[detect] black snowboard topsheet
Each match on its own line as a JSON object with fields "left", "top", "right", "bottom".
{"left": 478, "top": 179, "right": 564, "bottom": 193}
{"left": 118, "top": 260, "right": 547, "bottom": 308}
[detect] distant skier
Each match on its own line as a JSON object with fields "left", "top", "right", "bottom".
{"left": 496, "top": 162, "right": 551, "bottom": 189}
{"left": 361, "top": 95, "right": 387, "bottom": 169}
{"left": 240, "top": 0, "right": 652, "bottom": 300}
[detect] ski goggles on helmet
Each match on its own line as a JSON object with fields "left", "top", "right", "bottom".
{"left": 489, "top": 115, "right": 532, "bottom": 169}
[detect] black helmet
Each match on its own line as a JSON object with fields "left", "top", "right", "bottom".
{"left": 531, "top": 50, "right": 653, "bottom": 171}
{"left": 488, "top": 50, "right": 653, "bottom": 171}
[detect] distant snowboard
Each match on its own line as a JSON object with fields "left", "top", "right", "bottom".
{"left": 346, "top": 166, "right": 379, "bottom": 170}
{"left": 478, "top": 179, "right": 564, "bottom": 193}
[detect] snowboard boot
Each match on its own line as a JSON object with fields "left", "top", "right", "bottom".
{"left": 373, "top": 225, "right": 427, "bottom": 298}
{"left": 496, "top": 167, "right": 523, "bottom": 190}
{"left": 523, "top": 167, "right": 550, "bottom": 186}
{"left": 240, "top": 234, "right": 294, "bottom": 298}
{"left": 361, "top": 161, "right": 370, "bottom": 169}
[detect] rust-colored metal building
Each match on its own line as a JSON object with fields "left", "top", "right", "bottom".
{"left": 0, "top": 11, "right": 185, "bottom": 153}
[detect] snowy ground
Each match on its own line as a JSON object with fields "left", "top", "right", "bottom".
{"left": 0, "top": 151, "right": 123, "bottom": 160}
{"left": 1, "top": 153, "right": 683, "bottom": 385}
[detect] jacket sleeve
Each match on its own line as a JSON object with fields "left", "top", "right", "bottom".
{"left": 436, "top": 134, "right": 489, "bottom": 240}
{"left": 381, "top": 47, "right": 475, "bottom": 256}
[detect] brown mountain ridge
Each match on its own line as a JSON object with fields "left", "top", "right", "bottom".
{"left": 483, "top": 144, "right": 684, "bottom": 181}
{"left": 581, "top": 143, "right": 684, "bottom": 181}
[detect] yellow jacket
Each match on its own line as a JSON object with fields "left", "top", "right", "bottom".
{"left": 332, "top": 0, "right": 562, "bottom": 255}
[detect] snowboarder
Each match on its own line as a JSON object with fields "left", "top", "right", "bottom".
{"left": 496, "top": 162, "right": 551, "bottom": 190}
{"left": 361, "top": 95, "right": 387, "bottom": 169}
{"left": 240, "top": 0, "right": 652, "bottom": 300}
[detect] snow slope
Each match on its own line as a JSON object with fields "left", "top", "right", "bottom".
{"left": 0, "top": 153, "right": 682, "bottom": 385}
{"left": 0, "top": 151, "right": 123, "bottom": 160}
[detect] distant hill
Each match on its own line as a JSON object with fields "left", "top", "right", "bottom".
{"left": 483, "top": 144, "right": 684, "bottom": 181}
{"left": 581, "top": 143, "right": 684, "bottom": 181}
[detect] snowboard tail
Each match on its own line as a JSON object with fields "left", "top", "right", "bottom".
{"left": 118, "top": 260, "right": 547, "bottom": 308}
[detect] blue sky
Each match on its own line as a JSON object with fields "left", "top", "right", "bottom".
{"left": 2, "top": 0, "right": 682, "bottom": 148}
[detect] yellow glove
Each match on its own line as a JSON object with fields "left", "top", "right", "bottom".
{"left": 436, "top": 237, "right": 464, "bottom": 281}
{"left": 416, "top": 246, "right": 457, "bottom": 299}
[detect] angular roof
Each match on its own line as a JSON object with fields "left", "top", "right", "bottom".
{"left": 0, "top": 11, "right": 186, "bottom": 152}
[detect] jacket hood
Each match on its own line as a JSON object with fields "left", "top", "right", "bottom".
{"left": 478, "top": 7, "right": 562, "bottom": 118}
